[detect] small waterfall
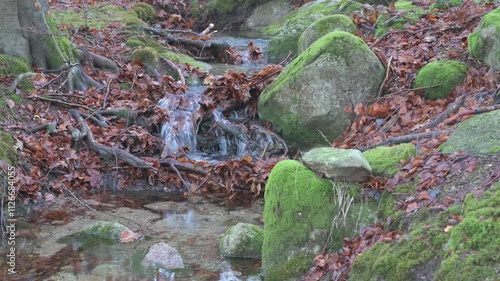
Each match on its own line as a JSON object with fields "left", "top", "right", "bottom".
{"left": 158, "top": 93, "right": 202, "bottom": 156}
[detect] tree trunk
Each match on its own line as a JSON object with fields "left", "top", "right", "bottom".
{"left": 0, "top": 0, "right": 118, "bottom": 91}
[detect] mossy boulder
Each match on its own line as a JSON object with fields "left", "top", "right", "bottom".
{"left": 219, "top": 223, "right": 263, "bottom": 259}
{"left": 298, "top": 15, "right": 357, "bottom": 53}
{"left": 0, "top": 54, "right": 33, "bottom": 91}
{"left": 263, "top": 0, "right": 362, "bottom": 63}
{"left": 133, "top": 3, "right": 156, "bottom": 22}
{"left": 262, "top": 160, "right": 381, "bottom": 280}
{"left": 363, "top": 143, "right": 416, "bottom": 177}
{"left": 242, "top": 0, "right": 293, "bottom": 32}
{"left": 413, "top": 60, "right": 468, "bottom": 100}
{"left": 439, "top": 110, "right": 500, "bottom": 154}
{"left": 468, "top": 7, "right": 500, "bottom": 71}
{"left": 81, "top": 221, "right": 129, "bottom": 241}
{"left": 350, "top": 183, "right": 500, "bottom": 281}
{"left": 375, "top": 1, "right": 425, "bottom": 37}
{"left": 258, "top": 31, "right": 385, "bottom": 149}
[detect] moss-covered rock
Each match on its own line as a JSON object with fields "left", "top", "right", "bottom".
{"left": 264, "top": 0, "right": 362, "bottom": 63}
{"left": 439, "top": 109, "right": 500, "bottom": 154}
{"left": 242, "top": 0, "right": 293, "bottom": 32}
{"left": 468, "top": 7, "right": 500, "bottom": 71}
{"left": 258, "top": 31, "right": 384, "bottom": 149}
{"left": 375, "top": 1, "right": 426, "bottom": 37}
{"left": 262, "top": 160, "right": 381, "bottom": 280}
{"left": 430, "top": 0, "right": 464, "bottom": 9}
{"left": 413, "top": 60, "right": 468, "bottom": 100}
{"left": 298, "top": 14, "right": 357, "bottom": 53}
{"left": 81, "top": 221, "right": 129, "bottom": 241}
{"left": 350, "top": 183, "right": 500, "bottom": 281}
{"left": 363, "top": 143, "right": 416, "bottom": 177}
{"left": 0, "top": 54, "right": 33, "bottom": 91}
{"left": 219, "top": 223, "right": 263, "bottom": 258}
{"left": 52, "top": 4, "right": 147, "bottom": 29}
{"left": 132, "top": 47, "right": 160, "bottom": 66}
{"left": 133, "top": 3, "right": 156, "bottom": 22}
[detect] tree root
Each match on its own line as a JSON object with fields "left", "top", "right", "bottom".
{"left": 68, "top": 109, "right": 156, "bottom": 170}
{"left": 358, "top": 129, "right": 453, "bottom": 151}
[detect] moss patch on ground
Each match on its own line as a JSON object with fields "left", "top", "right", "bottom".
{"left": 375, "top": 1, "right": 426, "bottom": 37}
{"left": 52, "top": 4, "right": 147, "bottom": 30}
{"left": 0, "top": 54, "right": 33, "bottom": 91}
{"left": 350, "top": 183, "right": 500, "bottom": 281}
{"left": 0, "top": 131, "right": 17, "bottom": 165}
{"left": 363, "top": 143, "right": 416, "bottom": 177}
{"left": 413, "top": 60, "right": 468, "bottom": 100}
{"left": 133, "top": 3, "right": 156, "bottom": 22}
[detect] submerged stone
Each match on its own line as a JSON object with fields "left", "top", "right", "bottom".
{"left": 142, "top": 242, "right": 185, "bottom": 269}
{"left": 81, "top": 221, "right": 129, "bottom": 240}
{"left": 302, "top": 147, "right": 372, "bottom": 182}
{"left": 219, "top": 222, "right": 263, "bottom": 259}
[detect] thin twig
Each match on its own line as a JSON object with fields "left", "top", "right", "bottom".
{"left": 378, "top": 55, "right": 393, "bottom": 97}
{"left": 358, "top": 129, "right": 453, "bottom": 151}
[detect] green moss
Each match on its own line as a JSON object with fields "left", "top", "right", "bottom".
{"left": 204, "top": 0, "right": 259, "bottom": 14}
{"left": 263, "top": 160, "right": 380, "bottom": 276}
{"left": 414, "top": 60, "right": 468, "bottom": 100}
{"left": 126, "top": 39, "right": 146, "bottom": 48}
{"left": 430, "top": 0, "right": 464, "bottom": 9}
{"left": 52, "top": 4, "right": 147, "bottom": 30}
{"left": 265, "top": 253, "right": 314, "bottom": 281}
{"left": 259, "top": 32, "right": 373, "bottom": 145}
{"left": 45, "top": 15, "right": 80, "bottom": 69}
{"left": 133, "top": 3, "right": 156, "bottom": 22}
{"left": 0, "top": 55, "right": 33, "bottom": 91}
{"left": 375, "top": 3, "right": 426, "bottom": 37}
{"left": 132, "top": 47, "right": 160, "bottom": 66}
{"left": 81, "top": 221, "right": 128, "bottom": 241}
{"left": 350, "top": 184, "right": 500, "bottom": 281}
{"left": 439, "top": 108, "right": 500, "bottom": 154}
{"left": 467, "top": 8, "right": 500, "bottom": 71}
{"left": 219, "top": 223, "right": 263, "bottom": 258}
{"left": 363, "top": 143, "right": 416, "bottom": 177}
{"left": 0, "top": 131, "right": 17, "bottom": 165}
{"left": 263, "top": 0, "right": 362, "bottom": 62}
{"left": 298, "top": 14, "right": 357, "bottom": 53}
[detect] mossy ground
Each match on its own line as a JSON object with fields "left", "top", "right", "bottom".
{"left": 0, "top": 54, "right": 33, "bottom": 91}
{"left": 350, "top": 183, "right": 500, "bottom": 281}
{"left": 52, "top": 4, "right": 147, "bottom": 29}
{"left": 133, "top": 3, "right": 156, "bottom": 22}
{"left": 414, "top": 60, "right": 468, "bottom": 100}
{"left": 363, "top": 143, "right": 416, "bottom": 177}
{"left": 375, "top": 2, "right": 426, "bottom": 37}
{"left": 0, "top": 131, "right": 17, "bottom": 165}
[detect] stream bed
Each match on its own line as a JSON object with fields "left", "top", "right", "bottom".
{"left": 0, "top": 35, "right": 273, "bottom": 280}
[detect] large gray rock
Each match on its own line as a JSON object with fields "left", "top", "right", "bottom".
{"left": 468, "top": 8, "right": 500, "bottom": 71}
{"left": 219, "top": 222, "right": 263, "bottom": 258}
{"left": 243, "top": 0, "right": 292, "bottom": 32}
{"left": 439, "top": 110, "right": 500, "bottom": 154}
{"left": 258, "top": 31, "right": 385, "bottom": 149}
{"left": 142, "top": 242, "right": 184, "bottom": 269}
{"left": 302, "top": 147, "right": 372, "bottom": 182}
